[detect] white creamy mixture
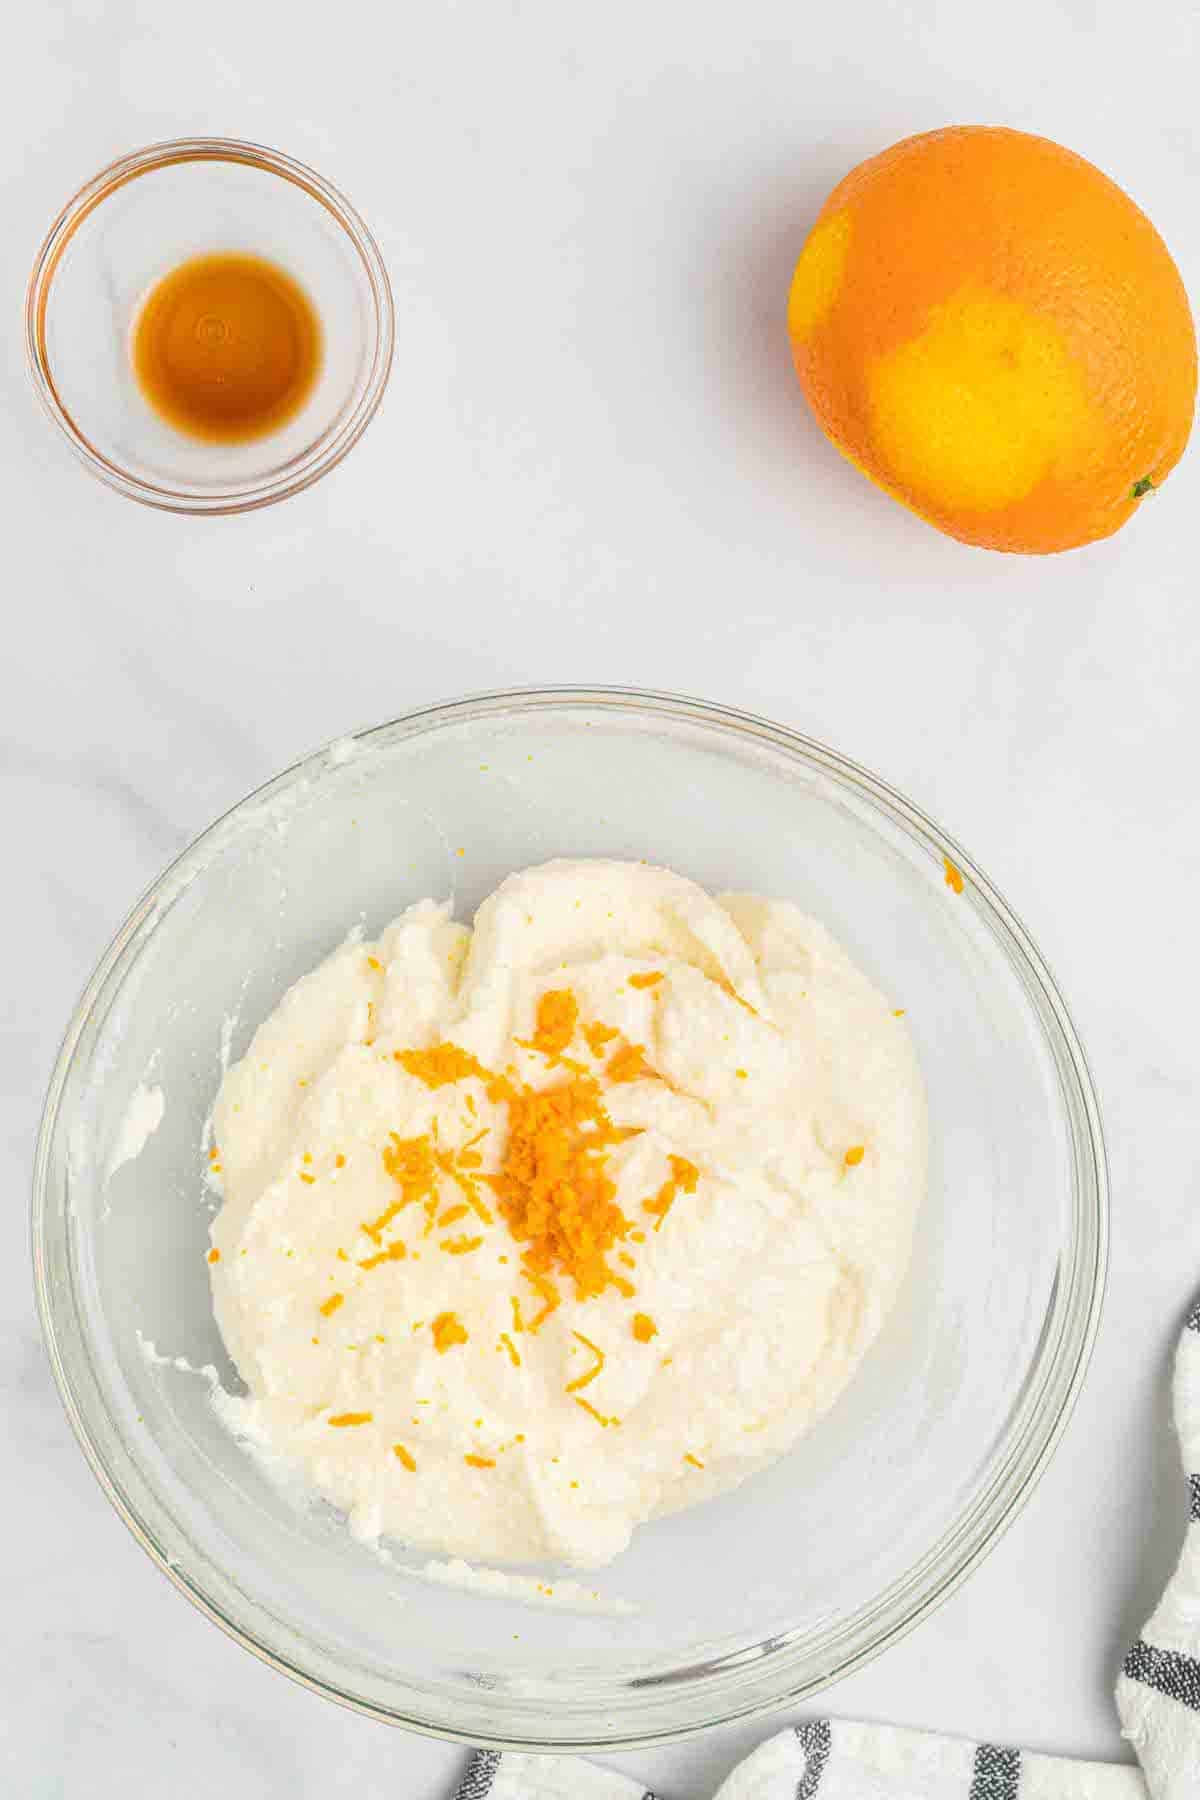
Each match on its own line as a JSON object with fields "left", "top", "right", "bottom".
{"left": 210, "top": 860, "right": 925, "bottom": 1568}
{"left": 106, "top": 1082, "right": 165, "bottom": 1183}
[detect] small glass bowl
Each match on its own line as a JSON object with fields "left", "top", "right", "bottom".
{"left": 25, "top": 137, "right": 394, "bottom": 514}
{"left": 33, "top": 688, "right": 1106, "bottom": 1749}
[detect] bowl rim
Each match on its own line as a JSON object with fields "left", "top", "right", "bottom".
{"left": 32, "top": 684, "right": 1108, "bottom": 1749}
{"left": 24, "top": 134, "right": 395, "bottom": 515}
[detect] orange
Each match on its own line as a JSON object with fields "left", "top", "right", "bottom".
{"left": 787, "top": 127, "right": 1196, "bottom": 553}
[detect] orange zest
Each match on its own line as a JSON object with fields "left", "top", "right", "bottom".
{"left": 207, "top": 1247, "right": 220, "bottom": 1264}
{"left": 432, "top": 1311, "right": 469, "bottom": 1353}
{"left": 363, "top": 1007, "right": 689, "bottom": 1367}
{"left": 523, "top": 1266, "right": 561, "bottom": 1332}
{"left": 574, "top": 1396, "right": 618, "bottom": 1428}
{"left": 525, "top": 989, "right": 579, "bottom": 1058}
{"left": 455, "top": 1127, "right": 489, "bottom": 1169}
{"left": 628, "top": 971, "right": 664, "bottom": 989}
{"left": 643, "top": 1155, "right": 700, "bottom": 1232}
{"left": 683, "top": 1452, "right": 705, "bottom": 1469}
{"left": 435, "top": 1146, "right": 494, "bottom": 1225}
{"left": 564, "top": 1330, "right": 606, "bottom": 1393}
{"left": 319, "top": 1292, "right": 345, "bottom": 1317}
{"left": 393, "top": 1443, "right": 417, "bottom": 1471}
{"left": 632, "top": 1312, "right": 657, "bottom": 1342}
{"left": 328, "top": 1411, "right": 373, "bottom": 1427}
{"left": 607, "top": 1042, "right": 651, "bottom": 1084}
{"left": 489, "top": 1066, "right": 634, "bottom": 1302}
{"left": 370, "top": 1134, "right": 437, "bottom": 1239}
{"left": 943, "top": 856, "right": 964, "bottom": 894}
{"left": 369, "top": 1112, "right": 498, "bottom": 1266}
{"left": 844, "top": 1145, "right": 865, "bottom": 1168}
{"left": 464, "top": 1453, "right": 495, "bottom": 1468}
{"left": 395, "top": 1043, "right": 489, "bottom": 1088}
{"left": 358, "top": 1240, "right": 407, "bottom": 1270}
{"left": 583, "top": 1020, "right": 619, "bottom": 1057}
{"left": 442, "top": 1234, "right": 483, "bottom": 1255}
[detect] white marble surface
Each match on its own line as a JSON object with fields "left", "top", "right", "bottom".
{"left": 5, "top": 2, "right": 1200, "bottom": 1794}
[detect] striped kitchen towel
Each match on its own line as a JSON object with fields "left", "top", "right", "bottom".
{"left": 1113, "top": 1299, "right": 1200, "bottom": 1799}
{"left": 450, "top": 1299, "right": 1200, "bottom": 1799}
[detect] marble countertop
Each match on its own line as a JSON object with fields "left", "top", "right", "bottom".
{"left": 5, "top": 3, "right": 1200, "bottom": 1794}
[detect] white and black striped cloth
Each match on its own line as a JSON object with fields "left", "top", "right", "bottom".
{"left": 450, "top": 1302, "right": 1200, "bottom": 1800}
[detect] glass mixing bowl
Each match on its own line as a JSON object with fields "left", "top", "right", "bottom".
{"left": 33, "top": 688, "right": 1106, "bottom": 1750}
